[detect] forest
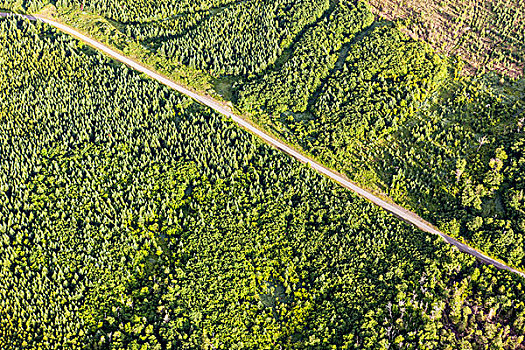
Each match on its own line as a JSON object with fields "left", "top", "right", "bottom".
{"left": 2, "top": 17, "right": 525, "bottom": 349}
{"left": 238, "top": 19, "right": 525, "bottom": 270}
{"left": 54, "top": 0, "right": 522, "bottom": 273}
{"left": 237, "top": 0, "right": 375, "bottom": 114}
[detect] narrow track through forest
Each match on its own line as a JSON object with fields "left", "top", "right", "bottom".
{"left": 2, "top": 11, "right": 524, "bottom": 279}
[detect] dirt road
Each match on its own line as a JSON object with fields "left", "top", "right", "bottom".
{"left": 2, "top": 12, "right": 524, "bottom": 278}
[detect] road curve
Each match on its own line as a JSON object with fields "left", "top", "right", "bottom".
{"left": 2, "top": 12, "right": 524, "bottom": 278}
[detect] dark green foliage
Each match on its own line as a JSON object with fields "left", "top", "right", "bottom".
{"left": 2, "top": 17, "right": 525, "bottom": 349}
{"left": 238, "top": 18, "right": 525, "bottom": 270}
{"left": 238, "top": 1, "right": 375, "bottom": 113}
{"left": 370, "top": 78, "right": 525, "bottom": 269}
{"left": 1, "top": 0, "right": 524, "bottom": 273}
{"left": 157, "top": 0, "right": 330, "bottom": 76}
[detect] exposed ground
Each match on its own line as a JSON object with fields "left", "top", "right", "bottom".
{"left": 367, "top": 0, "right": 525, "bottom": 78}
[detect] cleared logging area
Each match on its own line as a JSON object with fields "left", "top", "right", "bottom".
{"left": 367, "top": 0, "right": 525, "bottom": 78}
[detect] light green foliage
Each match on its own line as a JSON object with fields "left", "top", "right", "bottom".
{"left": 374, "top": 78, "right": 525, "bottom": 268}
{"left": 157, "top": 0, "right": 330, "bottom": 76}
{"left": 238, "top": 16, "right": 525, "bottom": 270}
{"left": 2, "top": 17, "right": 525, "bottom": 349}
{"left": 253, "top": 22, "right": 448, "bottom": 158}
{"left": 238, "top": 1, "right": 375, "bottom": 113}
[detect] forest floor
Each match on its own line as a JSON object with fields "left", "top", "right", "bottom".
{"left": 1, "top": 11, "right": 524, "bottom": 279}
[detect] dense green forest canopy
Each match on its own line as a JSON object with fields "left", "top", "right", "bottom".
{"left": 2, "top": 0, "right": 521, "bottom": 268}
{"left": 238, "top": 19, "right": 525, "bottom": 270}
{"left": 2, "top": 17, "right": 525, "bottom": 349}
